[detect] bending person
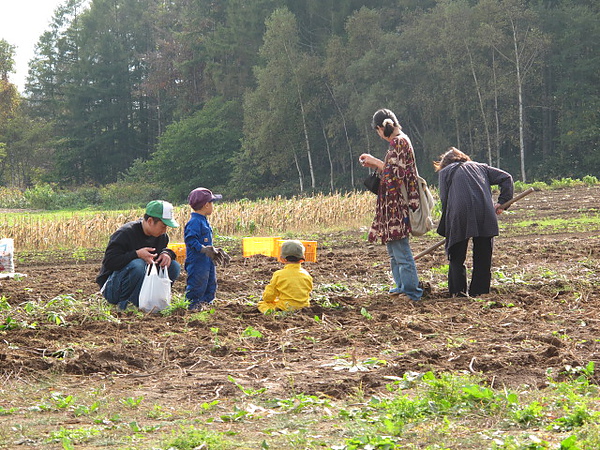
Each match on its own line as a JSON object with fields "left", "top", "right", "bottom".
{"left": 435, "top": 147, "right": 513, "bottom": 297}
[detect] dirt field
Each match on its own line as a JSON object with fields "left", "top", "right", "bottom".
{"left": 1, "top": 185, "right": 599, "bottom": 446}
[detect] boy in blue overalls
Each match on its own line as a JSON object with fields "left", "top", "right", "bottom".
{"left": 184, "top": 187, "right": 229, "bottom": 310}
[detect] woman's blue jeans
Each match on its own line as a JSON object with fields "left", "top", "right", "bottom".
{"left": 102, "top": 258, "right": 181, "bottom": 310}
{"left": 386, "top": 238, "right": 423, "bottom": 301}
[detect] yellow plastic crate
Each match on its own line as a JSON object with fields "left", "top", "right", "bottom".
{"left": 167, "top": 242, "right": 186, "bottom": 263}
{"left": 242, "top": 237, "right": 282, "bottom": 258}
{"left": 275, "top": 239, "right": 317, "bottom": 263}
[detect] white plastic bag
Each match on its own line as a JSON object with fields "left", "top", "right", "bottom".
{"left": 138, "top": 263, "right": 172, "bottom": 313}
{"left": 0, "top": 238, "right": 14, "bottom": 274}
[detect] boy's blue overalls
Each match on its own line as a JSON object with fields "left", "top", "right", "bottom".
{"left": 184, "top": 212, "right": 216, "bottom": 308}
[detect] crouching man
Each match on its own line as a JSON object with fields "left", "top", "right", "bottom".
{"left": 96, "top": 200, "right": 181, "bottom": 310}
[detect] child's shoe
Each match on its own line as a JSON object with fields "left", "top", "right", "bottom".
{"left": 189, "top": 301, "right": 213, "bottom": 311}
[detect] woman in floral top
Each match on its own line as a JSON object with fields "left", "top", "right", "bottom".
{"left": 359, "top": 109, "right": 424, "bottom": 302}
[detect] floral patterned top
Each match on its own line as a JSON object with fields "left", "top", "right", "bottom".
{"left": 368, "top": 133, "right": 420, "bottom": 244}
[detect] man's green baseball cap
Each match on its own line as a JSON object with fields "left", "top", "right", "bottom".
{"left": 145, "top": 200, "right": 179, "bottom": 228}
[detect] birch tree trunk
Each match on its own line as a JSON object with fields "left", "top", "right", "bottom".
{"left": 326, "top": 83, "right": 355, "bottom": 188}
{"left": 465, "top": 42, "right": 493, "bottom": 165}
{"left": 284, "top": 42, "right": 315, "bottom": 189}
{"left": 492, "top": 51, "right": 502, "bottom": 168}
{"left": 321, "top": 121, "right": 335, "bottom": 192}
{"left": 293, "top": 152, "right": 304, "bottom": 193}
{"left": 511, "top": 17, "right": 527, "bottom": 182}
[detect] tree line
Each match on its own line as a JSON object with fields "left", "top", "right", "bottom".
{"left": 0, "top": 0, "right": 598, "bottom": 203}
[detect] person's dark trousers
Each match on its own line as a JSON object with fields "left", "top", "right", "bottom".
{"left": 448, "top": 237, "right": 493, "bottom": 296}
{"left": 448, "top": 239, "right": 469, "bottom": 296}
{"left": 469, "top": 236, "right": 493, "bottom": 295}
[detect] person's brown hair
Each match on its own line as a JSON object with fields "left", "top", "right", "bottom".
{"left": 433, "top": 147, "right": 471, "bottom": 172}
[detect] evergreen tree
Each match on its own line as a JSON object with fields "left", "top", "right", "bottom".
{"left": 540, "top": 0, "right": 600, "bottom": 178}
{"left": 148, "top": 96, "right": 241, "bottom": 201}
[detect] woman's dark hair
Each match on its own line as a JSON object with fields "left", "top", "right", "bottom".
{"left": 433, "top": 147, "right": 471, "bottom": 172}
{"left": 371, "top": 109, "right": 402, "bottom": 138}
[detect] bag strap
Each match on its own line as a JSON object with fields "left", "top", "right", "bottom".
{"left": 400, "top": 151, "right": 422, "bottom": 204}
{"left": 157, "top": 265, "right": 169, "bottom": 278}
{"left": 146, "top": 262, "right": 158, "bottom": 276}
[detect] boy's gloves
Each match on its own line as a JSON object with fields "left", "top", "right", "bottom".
{"left": 214, "top": 248, "right": 231, "bottom": 265}
{"left": 200, "top": 245, "right": 218, "bottom": 260}
{"left": 201, "top": 246, "right": 231, "bottom": 265}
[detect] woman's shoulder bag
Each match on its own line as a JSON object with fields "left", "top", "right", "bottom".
{"left": 401, "top": 168, "right": 435, "bottom": 236}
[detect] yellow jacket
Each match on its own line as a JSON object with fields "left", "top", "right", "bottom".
{"left": 258, "top": 263, "right": 313, "bottom": 313}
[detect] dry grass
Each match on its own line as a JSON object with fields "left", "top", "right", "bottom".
{"left": 1, "top": 192, "right": 376, "bottom": 251}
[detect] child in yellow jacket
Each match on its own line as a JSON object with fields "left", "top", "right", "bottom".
{"left": 257, "top": 240, "right": 313, "bottom": 313}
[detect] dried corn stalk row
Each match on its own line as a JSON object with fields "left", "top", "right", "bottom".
{"left": 1, "top": 193, "right": 376, "bottom": 251}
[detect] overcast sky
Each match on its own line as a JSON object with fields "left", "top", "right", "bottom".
{"left": 1, "top": 0, "right": 67, "bottom": 92}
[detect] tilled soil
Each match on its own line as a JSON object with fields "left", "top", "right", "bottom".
{"left": 1, "top": 185, "right": 599, "bottom": 407}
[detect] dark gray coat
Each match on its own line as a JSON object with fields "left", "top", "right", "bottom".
{"left": 438, "top": 161, "right": 513, "bottom": 252}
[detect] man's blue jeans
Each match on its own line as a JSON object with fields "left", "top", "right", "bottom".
{"left": 102, "top": 259, "right": 181, "bottom": 310}
{"left": 386, "top": 238, "right": 423, "bottom": 301}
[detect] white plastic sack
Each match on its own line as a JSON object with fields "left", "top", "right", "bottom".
{"left": 0, "top": 238, "right": 14, "bottom": 274}
{"left": 138, "top": 263, "right": 172, "bottom": 313}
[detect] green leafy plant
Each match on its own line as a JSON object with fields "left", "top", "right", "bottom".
{"left": 73, "top": 401, "right": 100, "bottom": 417}
{"left": 318, "top": 283, "right": 350, "bottom": 292}
{"left": 128, "top": 421, "right": 160, "bottom": 433}
{"left": 241, "top": 326, "right": 263, "bottom": 338}
{"left": 161, "top": 294, "right": 190, "bottom": 315}
{"left": 147, "top": 404, "right": 174, "bottom": 420}
{"left": 119, "top": 396, "right": 143, "bottom": 408}
{"left": 324, "top": 354, "right": 387, "bottom": 372}
{"left": 200, "top": 400, "right": 220, "bottom": 412}
{"left": 509, "top": 401, "right": 545, "bottom": 427}
{"left": 0, "top": 406, "right": 17, "bottom": 415}
{"left": 490, "top": 433, "right": 551, "bottom": 449}
{"left": 266, "top": 393, "right": 332, "bottom": 413}
{"left": 220, "top": 405, "right": 251, "bottom": 422}
{"left": 46, "top": 426, "right": 101, "bottom": 447}
{"left": 50, "top": 393, "right": 75, "bottom": 409}
{"left": 341, "top": 434, "right": 399, "bottom": 449}
{"left": 0, "top": 296, "right": 10, "bottom": 310}
{"left": 360, "top": 307, "right": 373, "bottom": 320}
{"left": 549, "top": 405, "right": 598, "bottom": 432}
{"left": 314, "top": 295, "right": 342, "bottom": 309}
{"left": 0, "top": 316, "right": 24, "bottom": 330}
{"left": 228, "top": 375, "right": 266, "bottom": 396}
{"left": 162, "top": 425, "right": 229, "bottom": 450}
{"left": 210, "top": 326, "right": 222, "bottom": 347}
